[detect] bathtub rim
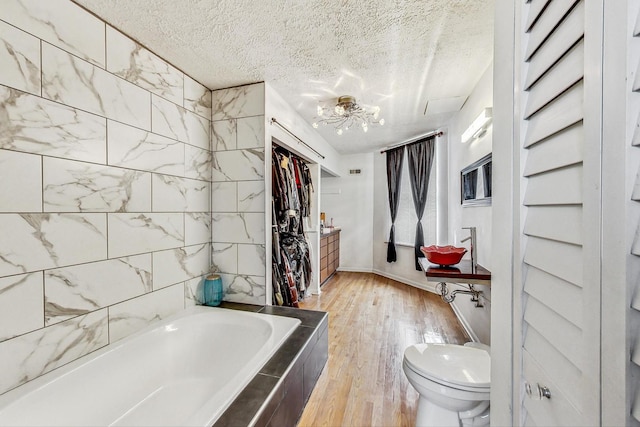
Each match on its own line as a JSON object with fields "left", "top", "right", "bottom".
{"left": 0, "top": 306, "right": 302, "bottom": 427}
{"left": 213, "top": 303, "right": 330, "bottom": 427}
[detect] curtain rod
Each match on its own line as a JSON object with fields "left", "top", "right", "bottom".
{"left": 270, "top": 118, "right": 325, "bottom": 159}
{"left": 380, "top": 130, "right": 444, "bottom": 154}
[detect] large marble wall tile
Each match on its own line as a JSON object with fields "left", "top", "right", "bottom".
{"left": 43, "top": 157, "right": 151, "bottom": 212}
{"left": 152, "top": 175, "right": 209, "bottom": 213}
{"left": 184, "top": 76, "right": 211, "bottom": 120}
{"left": 237, "top": 116, "right": 265, "bottom": 149}
{"left": 219, "top": 273, "right": 265, "bottom": 305}
{"left": 211, "top": 182, "right": 237, "bottom": 212}
{"left": 0, "top": 86, "right": 106, "bottom": 163}
{"left": 212, "top": 119, "right": 236, "bottom": 151}
{"left": 0, "top": 308, "right": 108, "bottom": 395}
{"left": 0, "top": 149, "right": 42, "bottom": 212}
{"left": 0, "top": 272, "right": 43, "bottom": 342}
{"left": 42, "top": 43, "right": 150, "bottom": 130}
{"left": 185, "top": 212, "right": 211, "bottom": 246}
{"left": 211, "top": 213, "right": 265, "bottom": 244}
{"left": 0, "top": 213, "right": 107, "bottom": 276}
{"left": 0, "top": 20, "right": 40, "bottom": 95}
{"left": 211, "top": 83, "right": 265, "bottom": 121}
{"left": 107, "top": 213, "right": 183, "bottom": 258}
{"left": 151, "top": 95, "right": 209, "bottom": 149}
{"left": 108, "top": 284, "right": 183, "bottom": 343}
{"left": 211, "top": 149, "right": 265, "bottom": 182}
{"left": 211, "top": 243, "right": 237, "bottom": 274}
{"left": 237, "top": 244, "right": 266, "bottom": 277}
{"left": 184, "top": 276, "right": 203, "bottom": 307}
{"left": 107, "top": 121, "right": 184, "bottom": 176}
{"left": 238, "top": 181, "right": 265, "bottom": 213}
{"left": 0, "top": 0, "right": 106, "bottom": 67}
{"left": 152, "top": 243, "right": 209, "bottom": 289}
{"left": 106, "top": 27, "right": 183, "bottom": 105}
{"left": 44, "top": 254, "right": 152, "bottom": 325}
{"left": 185, "top": 144, "right": 212, "bottom": 181}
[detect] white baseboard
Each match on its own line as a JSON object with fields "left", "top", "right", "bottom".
{"left": 450, "top": 302, "right": 479, "bottom": 343}
{"left": 371, "top": 269, "right": 438, "bottom": 294}
{"left": 336, "top": 266, "right": 373, "bottom": 273}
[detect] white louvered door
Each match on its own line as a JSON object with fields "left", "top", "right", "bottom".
{"left": 517, "top": 1, "right": 601, "bottom": 425}
{"left": 628, "top": 1, "right": 640, "bottom": 424}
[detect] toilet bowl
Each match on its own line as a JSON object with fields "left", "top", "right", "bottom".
{"left": 402, "top": 343, "right": 490, "bottom": 427}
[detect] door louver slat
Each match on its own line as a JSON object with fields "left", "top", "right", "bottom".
{"left": 524, "top": 82, "right": 583, "bottom": 148}
{"left": 524, "top": 1, "right": 584, "bottom": 90}
{"left": 523, "top": 164, "right": 583, "bottom": 206}
{"left": 524, "top": 41, "right": 584, "bottom": 119}
{"left": 631, "top": 112, "right": 640, "bottom": 146}
{"left": 524, "top": 297, "right": 582, "bottom": 370}
{"left": 523, "top": 124, "right": 583, "bottom": 177}
{"left": 525, "top": 0, "right": 551, "bottom": 32}
{"left": 523, "top": 206, "right": 582, "bottom": 245}
{"left": 523, "top": 236, "right": 583, "bottom": 287}
{"left": 524, "top": 266, "right": 582, "bottom": 327}
{"left": 525, "top": 0, "right": 579, "bottom": 62}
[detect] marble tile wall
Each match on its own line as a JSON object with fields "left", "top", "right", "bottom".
{"left": 211, "top": 83, "right": 267, "bottom": 304}
{"left": 0, "top": 0, "right": 213, "bottom": 396}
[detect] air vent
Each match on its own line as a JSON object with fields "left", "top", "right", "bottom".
{"left": 349, "top": 169, "right": 361, "bottom": 175}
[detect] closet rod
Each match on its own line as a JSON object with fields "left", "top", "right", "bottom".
{"left": 270, "top": 118, "right": 325, "bottom": 159}
{"left": 380, "top": 130, "right": 444, "bottom": 154}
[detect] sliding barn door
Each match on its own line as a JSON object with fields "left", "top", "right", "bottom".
{"left": 516, "top": 1, "right": 601, "bottom": 424}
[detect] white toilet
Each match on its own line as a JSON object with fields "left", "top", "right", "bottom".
{"left": 402, "top": 343, "right": 490, "bottom": 427}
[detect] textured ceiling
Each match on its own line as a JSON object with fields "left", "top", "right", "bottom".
{"left": 74, "top": 0, "right": 494, "bottom": 154}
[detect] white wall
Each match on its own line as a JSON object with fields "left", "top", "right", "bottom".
{"left": 320, "top": 153, "right": 375, "bottom": 272}
{"left": 446, "top": 63, "right": 493, "bottom": 345}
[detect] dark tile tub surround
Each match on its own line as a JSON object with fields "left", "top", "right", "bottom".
{"left": 213, "top": 303, "right": 329, "bottom": 427}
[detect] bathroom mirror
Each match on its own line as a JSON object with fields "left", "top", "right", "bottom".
{"left": 460, "top": 153, "right": 492, "bottom": 207}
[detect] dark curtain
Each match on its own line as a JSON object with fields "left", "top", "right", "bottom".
{"left": 482, "top": 162, "right": 492, "bottom": 198}
{"left": 406, "top": 137, "right": 435, "bottom": 270}
{"left": 463, "top": 169, "right": 478, "bottom": 201}
{"left": 386, "top": 147, "right": 405, "bottom": 262}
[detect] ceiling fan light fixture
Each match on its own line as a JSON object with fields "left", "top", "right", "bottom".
{"left": 312, "top": 95, "right": 384, "bottom": 134}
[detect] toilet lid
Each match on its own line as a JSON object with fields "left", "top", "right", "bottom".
{"left": 404, "top": 343, "right": 490, "bottom": 389}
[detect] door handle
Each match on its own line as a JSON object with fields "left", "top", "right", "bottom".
{"left": 525, "top": 382, "right": 551, "bottom": 400}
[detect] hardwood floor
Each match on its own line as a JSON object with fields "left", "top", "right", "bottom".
{"left": 298, "top": 272, "right": 470, "bottom": 427}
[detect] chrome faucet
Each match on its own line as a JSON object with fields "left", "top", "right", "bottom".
{"left": 461, "top": 227, "right": 477, "bottom": 273}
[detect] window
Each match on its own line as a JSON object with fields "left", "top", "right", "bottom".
{"left": 391, "top": 153, "right": 437, "bottom": 246}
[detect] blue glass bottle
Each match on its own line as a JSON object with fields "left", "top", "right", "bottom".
{"left": 203, "top": 274, "right": 223, "bottom": 306}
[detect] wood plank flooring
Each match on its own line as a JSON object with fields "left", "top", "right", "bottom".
{"left": 298, "top": 272, "right": 470, "bottom": 427}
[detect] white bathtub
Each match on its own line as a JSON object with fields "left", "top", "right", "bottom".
{"left": 0, "top": 306, "right": 301, "bottom": 427}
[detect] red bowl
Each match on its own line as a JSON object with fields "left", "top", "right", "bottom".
{"left": 420, "top": 245, "right": 467, "bottom": 266}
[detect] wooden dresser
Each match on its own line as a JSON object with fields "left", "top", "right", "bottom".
{"left": 320, "top": 229, "right": 340, "bottom": 285}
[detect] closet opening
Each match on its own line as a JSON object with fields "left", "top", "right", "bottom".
{"left": 271, "top": 141, "right": 317, "bottom": 307}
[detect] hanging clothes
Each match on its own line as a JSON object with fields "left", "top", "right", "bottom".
{"left": 271, "top": 146, "right": 314, "bottom": 307}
